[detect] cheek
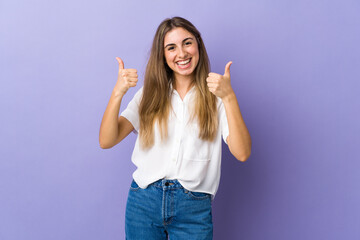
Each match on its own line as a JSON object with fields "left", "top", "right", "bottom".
{"left": 191, "top": 49, "right": 199, "bottom": 65}
{"left": 165, "top": 53, "right": 175, "bottom": 65}
{"left": 189, "top": 46, "right": 199, "bottom": 61}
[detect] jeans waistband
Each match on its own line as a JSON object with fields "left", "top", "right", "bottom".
{"left": 150, "top": 178, "right": 184, "bottom": 189}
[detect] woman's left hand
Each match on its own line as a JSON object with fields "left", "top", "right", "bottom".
{"left": 206, "top": 61, "right": 234, "bottom": 100}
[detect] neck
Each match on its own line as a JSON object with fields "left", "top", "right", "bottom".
{"left": 173, "top": 73, "right": 194, "bottom": 93}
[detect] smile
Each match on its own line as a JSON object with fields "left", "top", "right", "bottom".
{"left": 176, "top": 58, "right": 192, "bottom": 69}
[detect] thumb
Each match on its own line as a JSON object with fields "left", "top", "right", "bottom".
{"left": 224, "top": 61, "right": 232, "bottom": 76}
{"left": 116, "top": 57, "right": 125, "bottom": 70}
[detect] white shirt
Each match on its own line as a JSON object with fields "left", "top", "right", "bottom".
{"left": 120, "top": 85, "right": 229, "bottom": 198}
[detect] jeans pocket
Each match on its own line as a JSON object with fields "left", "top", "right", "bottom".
{"left": 184, "top": 189, "right": 211, "bottom": 200}
{"left": 130, "top": 179, "right": 140, "bottom": 191}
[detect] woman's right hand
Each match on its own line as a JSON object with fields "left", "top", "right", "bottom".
{"left": 114, "top": 57, "right": 138, "bottom": 96}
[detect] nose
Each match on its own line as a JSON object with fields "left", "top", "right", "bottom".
{"left": 178, "top": 47, "right": 187, "bottom": 59}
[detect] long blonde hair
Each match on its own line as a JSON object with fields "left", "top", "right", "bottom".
{"left": 139, "top": 17, "right": 218, "bottom": 149}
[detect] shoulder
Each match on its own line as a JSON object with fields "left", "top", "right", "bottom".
{"left": 130, "top": 86, "right": 144, "bottom": 102}
{"left": 134, "top": 86, "right": 144, "bottom": 97}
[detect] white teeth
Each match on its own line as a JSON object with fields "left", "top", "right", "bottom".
{"left": 177, "top": 59, "right": 191, "bottom": 65}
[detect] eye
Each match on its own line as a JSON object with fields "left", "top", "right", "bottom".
{"left": 168, "top": 46, "right": 175, "bottom": 51}
{"left": 185, "top": 41, "right": 192, "bottom": 46}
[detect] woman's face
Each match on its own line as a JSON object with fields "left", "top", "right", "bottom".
{"left": 163, "top": 27, "right": 199, "bottom": 80}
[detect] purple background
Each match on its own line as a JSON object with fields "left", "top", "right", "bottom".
{"left": 1, "top": 0, "right": 359, "bottom": 239}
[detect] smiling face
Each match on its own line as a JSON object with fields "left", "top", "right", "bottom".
{"left": 164, "top": 27, "right": 199, "bottom": 81}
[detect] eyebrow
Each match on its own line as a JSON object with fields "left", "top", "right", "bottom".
{"left": 164, "top": 37, "right": 194, "bottom": 49}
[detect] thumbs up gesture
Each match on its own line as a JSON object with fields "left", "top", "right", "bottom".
{"left": 114, "top": 57, "right": 138, "bottom": 96}
{"left": 206, "top": 61, "right": 234, "bottom": 99}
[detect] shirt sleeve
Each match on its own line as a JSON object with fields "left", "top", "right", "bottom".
{"left": 120, "top": 87, "right": 143, "bottom": 134}
{"left": 218, "top": 98, "right": 229, "bottom": 145}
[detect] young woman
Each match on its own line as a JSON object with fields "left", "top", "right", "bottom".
{"left": 99, "top": 16, "right": 251, "bottom": 240}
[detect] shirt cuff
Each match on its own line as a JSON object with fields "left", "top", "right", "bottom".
{"left": 120, "top": 109, "right": 139, "bottom": 134}
{"left": 222, "top": 128, "right": 229, "bottom": 145}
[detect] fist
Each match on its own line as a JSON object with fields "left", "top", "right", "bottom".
{"left": 115, "top": 57, "right": 138, "bottom": 95}
{"left": 206, "top": 61, "right": 234, "bottom": 99}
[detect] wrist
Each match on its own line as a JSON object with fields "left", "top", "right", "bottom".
{"left": 112, "top": 89, "right": 126, "bottom": 99}
{"left": 221, "top": 91, "right": 237, "bottom": 104}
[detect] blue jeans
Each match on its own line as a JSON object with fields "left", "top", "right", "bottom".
{"left": 125, "top": 178, "right": 213, "bottom": 240}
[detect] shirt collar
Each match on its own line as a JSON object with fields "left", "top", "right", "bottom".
{"left": 170, "top": 83, "right": 196, "bottom": 98}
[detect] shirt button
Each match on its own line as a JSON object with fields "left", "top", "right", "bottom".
{"left": 172, "top": 158, "right": 176, "bottom": 162}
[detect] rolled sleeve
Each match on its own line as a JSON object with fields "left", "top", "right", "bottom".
{"left": 120, "top": 87, "right": 143, "bottom": 134}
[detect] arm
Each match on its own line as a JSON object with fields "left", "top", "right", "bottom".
{"left": 222, "top": 93, "right": 251, "bottom": 162}
{"left": 99, "top": 92, "right": 134, "bottom": 149}
{"left": 99, "top": 57, "right": 138, "bottom": 149}
{"left": 207, "top": 61, "right": 251, "bottom": 162}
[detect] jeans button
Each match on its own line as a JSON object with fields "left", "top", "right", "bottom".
{"left": 165, "top": 182, "right": 169, "bottom": 186}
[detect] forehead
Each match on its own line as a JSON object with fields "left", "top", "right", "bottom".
{"left": 164, "top": 27, "right": 195, "bottom": 45}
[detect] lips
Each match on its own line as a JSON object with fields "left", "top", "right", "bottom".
{"left": 176, "top": 58, "right": 192, "bottom": 69}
